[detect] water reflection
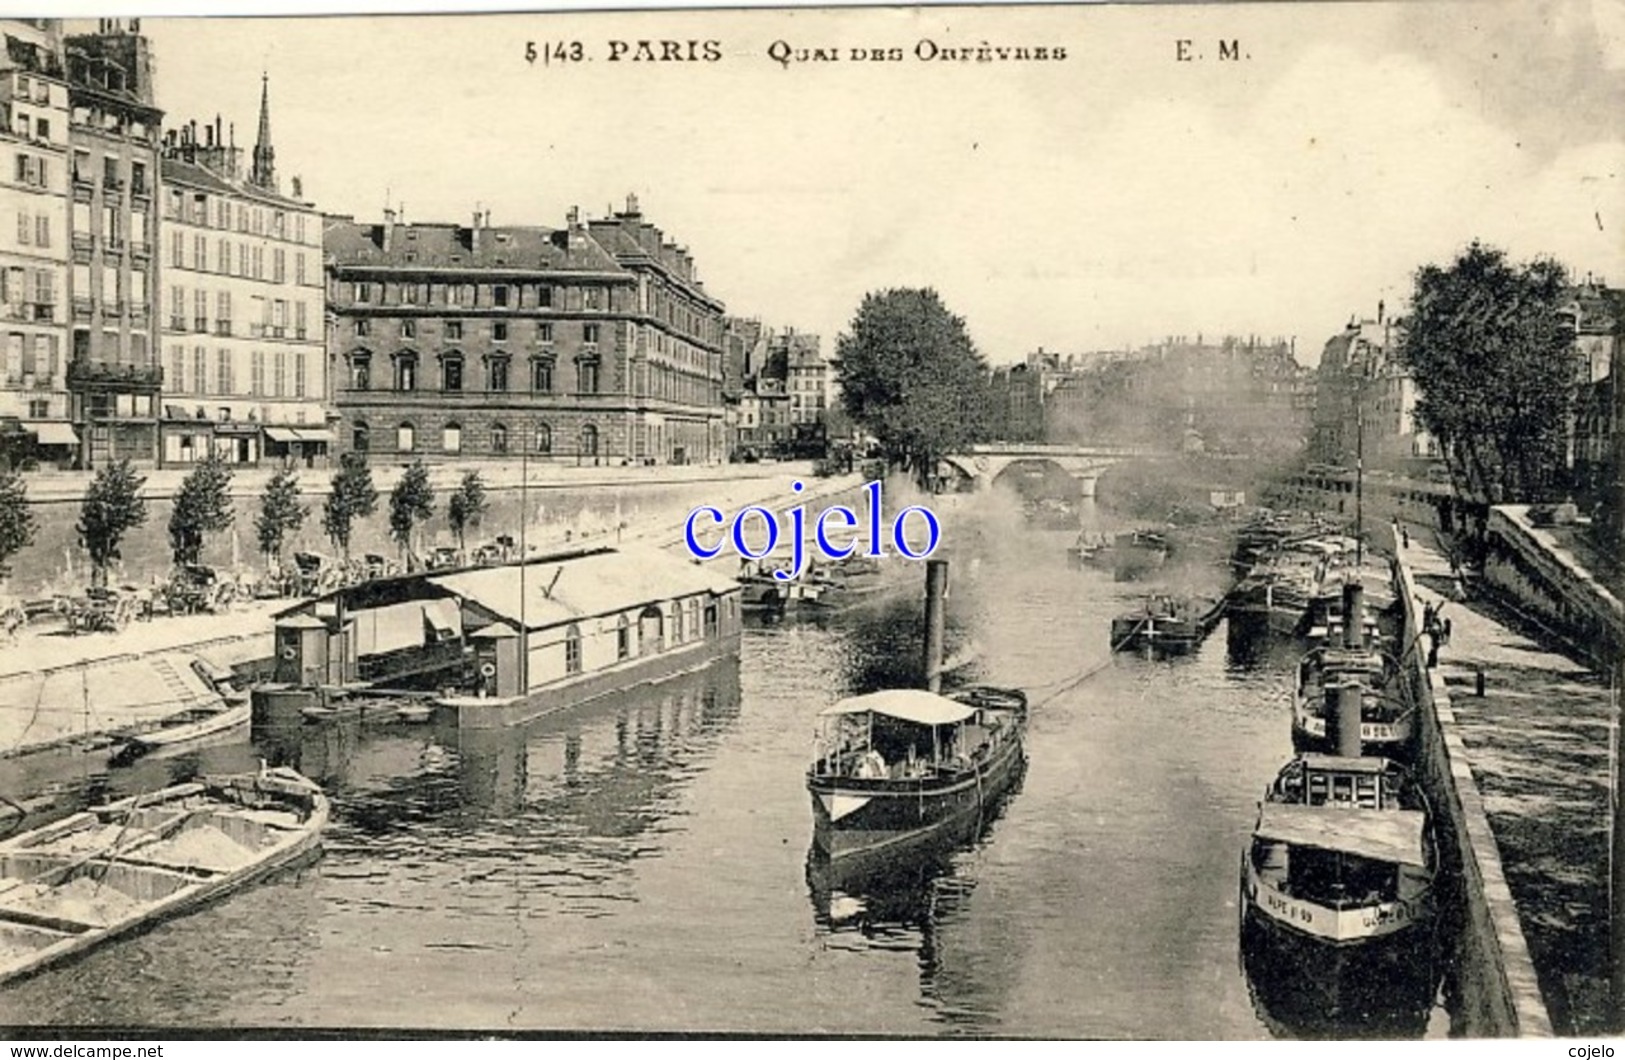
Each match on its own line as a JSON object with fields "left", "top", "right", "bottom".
{"left": 806, "top": 756, "right": 1027, "bottom": 1031}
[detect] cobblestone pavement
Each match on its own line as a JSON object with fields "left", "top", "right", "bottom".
{"left": 1404, "top": 530, "right": 1613, "bottom": 1036}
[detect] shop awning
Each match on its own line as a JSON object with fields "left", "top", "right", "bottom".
{"left": 23, "top": 421, "right": 79, "bottom": 446}
{"left": 265, "top": 427, "right": 332, "bottom": 444}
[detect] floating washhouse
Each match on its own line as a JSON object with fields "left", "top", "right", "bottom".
{"left": 264, "top": 546, "right": 743, "bottom": 729}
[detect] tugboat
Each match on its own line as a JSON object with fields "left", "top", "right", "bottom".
{"left": 1109, "top": 593, "right": 1224, "bottom": 653}
{"left": 1239, "top": 752, "right": 1439, "bottom": 1027}
{"left": 1291, "top": 583, "right": 1413, "bottom": 759}
{"left": 1066, "top": 530, "right": 1112, "bottom": 570}
{"left": 1112, "top": 529, "right": 1169, "bottom": 582}
{"left": 807, "top": 685, "right": 1028, "bottom": 863}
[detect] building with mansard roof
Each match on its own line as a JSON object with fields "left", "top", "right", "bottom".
{"left": 157, "top": 74, "right": 328, "bottom": 469}
{"left": 326, "top": 194, "right": 727, "bottom": 466}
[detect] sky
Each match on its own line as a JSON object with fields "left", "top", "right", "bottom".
{"left": 42, "top": 0, "right": 1625, "bottom": 366}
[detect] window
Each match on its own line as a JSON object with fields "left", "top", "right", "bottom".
{"left": 193, "top": 235, "right": 207, "bottom": 271}
{"left": 394, "top": 352, "right": 417, "bottom": 391}
{"left": 688, "top": 598, "right": 701, "bottom": 641}
{"left": 350, "top": 352, "right": 371, "bottom": 390}
{"left": 531, "top": 358, "right": 552, "bottom": 393}
{"left": 296, "top": 254, "right": 306, "bottom": 286}
{"left": 216, "top": 291, "right": 231, "bottom": 334}
{"left": 445, "top": 320, "right": 462, "bottom": 340}
{"left": 537, "top": 285, "right": 553, "bottom": 308}
{"left": 273, "top": 249, "right": 285, "bottom": 283}
{"left": 617, "top": 615, "right": 630, "bottom": 660}
{"left": 580, "top": 423, "right": 599, "bottom": 457}
{"left": 237, "top": 244, "right": 247, "bottom": 277}
{"left": 492, "top": 321, "right": 507, "bottom": 342}
{"left": 534, "top": 422, "right": 552, "bottom": 454}
{"left": 273, "top": 351, "right": 286, "bottom": 396}
{"left": 355, "top": 319, "right": 371, "bottom": 337}
{"left": 193, "top": 346, "right": 207, "bottom": 395}
{"left": 169, "top": 346, "right": 185, "bottom": 393}
{"left": 579, "top": 361, "right": 600, "bottom": 394}
{"left": 491, "top": 423, "right": 508, "bottom": 453}
{"left": 193, "top": 290, "right": 208, "bottom": 333}
{"left": 400, "top": 320, "right": 416, "bottom": 340}
{"left": 538, "top": 321, "right": 554, "bottom": 343}
{"left": 16, "top": 209, "right": 30, "bottom": 246}
{"left": 442, "top": 422, "right": 462, "bottom": 453}
{"left": 216, "top": 349, "right": 232, "bottom": 395}
{"left": 295, "top": 301, "right": 307, "bottom": 340}
{"left": 493, "top": 284, "right": 509, "bottom": 308}
{"left": 250, "top": 350, "right": 265, "bottom": 396}
{"left": 131, "top": 162, "right": 146, "bottom": 196}
{"left": 487, "top": 356, "right": 508, "bottom": 392}
{"left": 582, "top": 323, "right": 600, "bottom": 346}
{"left": 353, "top": 421, "right": 370, "bottom": 452}
{"left": 397, "top": 422, "right": 415, "bottom": 452}
{"left": 565, "top": 623, "right": 582, "bottom": 675}
{"left": 441, "top": 355, "right": 462, "bottom": 392}
{"left": 294, "top": 353, "right": 307, "bottom": 398}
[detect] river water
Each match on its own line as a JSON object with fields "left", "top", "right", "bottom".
{"left": 0, "top": 500, "right": 1455, "bottom": 1037}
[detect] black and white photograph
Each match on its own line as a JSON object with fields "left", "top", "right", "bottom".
{"left": 0, "top": 0, "right": 1619, "bottom": 1041}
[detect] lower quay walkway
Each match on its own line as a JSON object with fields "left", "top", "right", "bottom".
{"left": 1403, "top": 528, "right": 1613, "bottom": 1035}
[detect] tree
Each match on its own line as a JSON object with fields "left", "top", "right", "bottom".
{"left": 835, "top": 288, "right": 995, "bottom": 487}
{"left": 0, "top": 468, "right": 35, "bottom": 581}
{"left": 323, "top": 451, "right": 377, "bottom": 558}
{"left": 389, "top": 459, "right": 436, "bottom": 563}
{"left": 256, "top": 466, "right": 308, "bottom": 565}
{"left": 447, "top": 470, "right": 488, "bottom": 553}
{"left": 1398, "top": 243, "right": 1577, "bottom": 504}
{"left": 168, "top": 451, "right": 234, "bottom": 567}
{"left": 77, "top": 459, "right": 147, "bottom": 588}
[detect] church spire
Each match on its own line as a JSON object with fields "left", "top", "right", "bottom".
{"left": 250, "top": 72, "right": 277, "bottom": 193}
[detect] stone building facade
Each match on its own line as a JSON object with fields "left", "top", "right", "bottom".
{"left": 158, "top": 76, "right": 328, "bottom": 469}
{"left": 64, "top": 20, "right": 164, "bottom": 468}
{"left": 326, "top": 196, "right": 726, "bottom": 466}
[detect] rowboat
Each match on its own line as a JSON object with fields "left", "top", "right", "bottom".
{"left": 1239, "top": 754, "right": 1439, "bottom": 1024}
{"left": 0, "top": 766, "right": 329, "bottom": 986}
{"left": 109, "top": 703, "right": 252, "bottom": 765}
{"left": 807, "top": 684, "right": 1028, "bottom": 862}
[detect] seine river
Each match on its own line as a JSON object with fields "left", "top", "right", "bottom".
{"left": 0, "top": 502, "right": 1456, "bottom": 1037}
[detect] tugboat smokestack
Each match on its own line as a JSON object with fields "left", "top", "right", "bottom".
{"left": 1343, "top": 580, "right": 1365, "bottom": 650}
{"left": 1331, "top": 680, "right": 1364, "bottom": 758}
{"left": 924, "top": 558, "right": 949, "bottom": 693}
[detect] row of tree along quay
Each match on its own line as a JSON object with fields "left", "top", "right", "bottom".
{"left": 0, "top": 452, "right": 495, "bottom": 629}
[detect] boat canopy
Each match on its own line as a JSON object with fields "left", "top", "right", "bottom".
{"left": 819, "top": 689, "right": 976, "bottom": 727}
{"left": 1254, "top": 803, "right": 1429, "bottom": 867}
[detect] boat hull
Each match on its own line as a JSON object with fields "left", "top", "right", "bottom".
{"left": 1240, "top": 889, "right": 1438, "bottom": 1030}
{"left": 0, "top": 769, "right": 328, "bottom": 987}
{"left": 808, "top": 732, "right": 1026, "bottom": 861}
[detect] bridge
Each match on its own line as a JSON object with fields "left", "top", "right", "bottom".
{"left": 946, "top": 443, "right": 1162, "bottom": 496}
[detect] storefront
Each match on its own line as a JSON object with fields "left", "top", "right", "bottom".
{"left": 264, "top": 425, "right": 332, "bottom": 469}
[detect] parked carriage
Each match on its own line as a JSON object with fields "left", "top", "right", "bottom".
{"left": 61, "top": 586, "right": 139, "bottom": 633}
{"left": 164, "top": 565, "right": 236, "bottom": 616}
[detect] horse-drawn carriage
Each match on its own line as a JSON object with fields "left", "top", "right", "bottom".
{"left": 60, "top": 586, "right": 141, "bottom": 633}
{"left": 164, "top": 564, "right": 237, "bottom": 616}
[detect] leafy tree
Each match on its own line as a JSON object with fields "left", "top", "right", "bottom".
{"left": 0, "top": 468, "right": 36, "bottom": 581}
{"left": 168, "top": 451, "right": 235, "bottom": 567}
{"left": 77, "top": 459, "right": 148, "bottom": 588}
{"left": 447, "top": 470, "right": 488, "bottom": 553}
{"left": 1398, "top": 243, "right": 1577, "bottom": 503}
{"left": 322, "top": 451, "right": 378, "bottom": 558}
{"left": 256, "top": 466, "right": 308, "bottom": 565}
{"left": 835, "top": 288, "right": 995, "bottom": 487}
{"left": 389, "top": 459, "right": 436, "bottom": 562}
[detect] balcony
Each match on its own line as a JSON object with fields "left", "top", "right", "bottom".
{"left": 71, "top": 232, "right": 93, "bottom": 253}
{"left": 129, "top": 304, "right": 149, "bottom": 324}
{"left": 168, "top": 315, "right": 185, "bottom": 332}
{"left": 67, "top": 359, "right": 163, "bottom": 392}
{"left": 27, "top": 301, "right": 54, "bottom": 324}
{"left": 130, "top": 183, "right": 150, "bottom": 203}
{"left": 105, "top": 236, "right": 125, "bottom": 254}
{"left": 214, "top": 321, "right": 232, "bottom": 337}
{"left": 130, "top": 240, "right": 151, "bottom": 260}
{"left": 193, "top": 317, "right": 208, "bottom": 333}
{"left": 71, "top": 297, "right": 91, "bottom": 322}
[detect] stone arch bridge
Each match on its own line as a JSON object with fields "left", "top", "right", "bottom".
{"left": 944, "top": 444, "right": 1159, "bottom": 497}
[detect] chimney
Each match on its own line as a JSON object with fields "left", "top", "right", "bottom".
{"left": 1378, "top": 299, "right": 1386, "bottom": 324}
{"left": 470, "top": 209, "right": 482, "bottom": 254}
{"left": 215, "top": 114, "right": 223, "bottom": 147}
{"left": 1328, "top": 681, "right": 1364, "bottom": 758}
{"left": 291, "top": 175, "right": 303, "bottom": 200}
{"left": 625, "top": 192, "right": 641, "bottom": 217}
